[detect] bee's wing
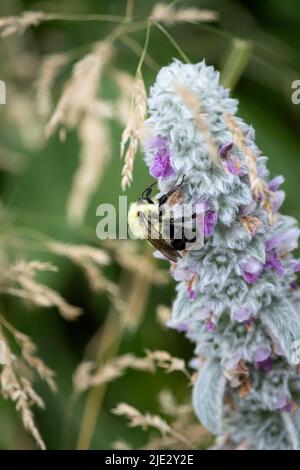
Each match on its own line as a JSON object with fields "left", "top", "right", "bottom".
{"left": 139, "top": 212, "right": 181, "bottom": 263}
{"left": 149, "top": 237, "right": 181, "bottom": 263}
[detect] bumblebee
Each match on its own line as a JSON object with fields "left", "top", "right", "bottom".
{"left": 128, "top": 177, "right": 196, "bottom": 262}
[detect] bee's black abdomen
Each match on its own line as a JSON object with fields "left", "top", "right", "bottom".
{"left": 172, "top": 233, "right": 197, "bottom": 251}
{"left": 172, "top": 239, "right": 186, "bottom": 251}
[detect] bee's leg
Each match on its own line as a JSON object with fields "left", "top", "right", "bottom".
{"left": 146, "top": 197, "right": 155, "bottom": 204}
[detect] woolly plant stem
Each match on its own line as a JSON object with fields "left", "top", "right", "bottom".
{"left": 142, "top": 58, "right": 300, "bottom": 450}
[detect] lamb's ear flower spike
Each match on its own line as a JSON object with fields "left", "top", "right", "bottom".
{"left": 142, "top": 59, "right": 300, "bottom": 450}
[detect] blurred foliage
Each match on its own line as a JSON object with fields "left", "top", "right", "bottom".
{"left": 0, "top": 0, "right": 299, "bottom": 450}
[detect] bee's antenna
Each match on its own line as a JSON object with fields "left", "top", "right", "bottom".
{"left": 141, "top": 181, "right": 157, "bottom": 200}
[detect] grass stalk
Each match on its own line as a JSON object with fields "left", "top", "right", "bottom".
{"left": 154, "top": 21, "right": 190, "bottom": 64}
{"left": 76, "top": 267, "right": 151, "bottom": 449}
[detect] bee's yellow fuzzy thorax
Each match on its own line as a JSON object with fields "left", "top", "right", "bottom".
{"left": 128, "top": 202, "right": 159, "bottom": 239}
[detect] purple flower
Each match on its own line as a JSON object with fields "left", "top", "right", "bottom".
{"left": 271, "top": 190, "right": 285, "bottom": 213}
{"left": 242, "top": 272, "right": 261, "bottom": 284}
{"left": 282, "top": 402, "right": 293, "bottom": 412}
{"left": 257, "top": 162, "right": 268, "bottom": 179}
{"left": 149, "top": 136, "right": 175, "bottom": 179}
{"left": 290, "top": 281, "right": 298, "bottom": 290}
{"left": 150, "top": 154, "right": 175, "bottom": 179}
{"left": 266, "top": 228, "right": 300, "bottom": 254}
{"left": 264, "top": 250, "right": 285, "bottom": 276}
{"left": 242, "top": 257, "right": 263, "bottom": 284}
{"left": 171, "top": 266, "right": 194, "bottom": 282}
{"left": 279, "top": 227, "right": 300, "bottom": 254}
{"left": 150, "top": 135, "right": 168, "bottom": 151}
{"left": 189, "top": 357, "right": 200, "bottom": 370}
{"left": 206, "top": 318, "right": 217, "bottom": 331}
{"left": 283, "top": 228, "right": 300, "bottom": 253}
{"left": 204, "top": 210, "right": 217, "bottom": 237}
{"left": 256, "top": 357, "right": 273, "bottom": 373}
{"left": 244, "top": 318, "right": 253, "bottom": 330}
{"left": 293, "top": 259, "right": 300, "bottom": 273}
{"left": 167, "top": 320, "right": 190, "bottom": 333}
{"left": 254, "top": 348, "right": 272, "bottom": 372}
{"left": 274, "top": 393, "right": 292, "bottom": 412}
{"left": 186, "top": 271, "right": 198, "bottom": 300}
{"left": 268, "top": 175, "right": 284, "bottom": 192}
{"left": 175, "top": 322, "right": 189, "bottom": 333}
{"left": 188, "top": 288, "right": 197, "bottom": 300}
{"left": 232, "top": 307, "right": 252, "bottom": 323}
{"left": 219, "top": 142, "right": 233, "bottom": 157}
{"left": 266, "top": 234, "right": 284, "bottom": 252}
{"left": 254, "top": 348, "right": 270, "bottom": 363}
{"left": 219, "top": 141, "right": 246, "bottom": 176}
{"left": 226, "top": 155, "right": 245, "bottom": 176}
{"left": 219, "top": 142, "right": 245, "bottom": 176}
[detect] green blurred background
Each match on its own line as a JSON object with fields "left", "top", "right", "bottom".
{"left": 0, "top": 0, "right": 299, "bottom": 450}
